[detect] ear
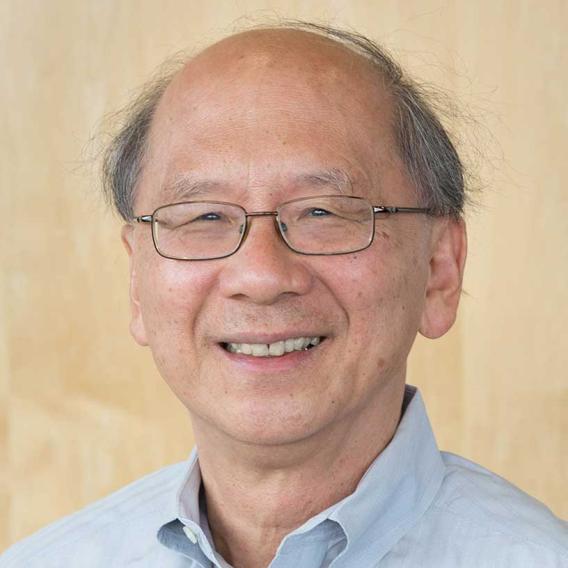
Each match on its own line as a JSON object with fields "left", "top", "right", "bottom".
{"left": 121, "top": 224, "right": 149, "bottom": 346}
{"left": 419, "top": 217, "right": 467, "bottom": 339}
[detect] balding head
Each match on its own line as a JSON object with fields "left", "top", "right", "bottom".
{"left": 174, "top": 26, "right": 386, "bottom": 86}
{"left": 140, "top": 27, "right": 401, "bottom": 215}
{"left": 156, "top": 26, "right": 394, "bottom": 134}
{"left": 103, "top": 22, "right": 465, "bottom": 220}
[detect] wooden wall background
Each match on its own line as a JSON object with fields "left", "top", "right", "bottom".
{"left": 2, "top": 0, "right": 567, "bottom": 549}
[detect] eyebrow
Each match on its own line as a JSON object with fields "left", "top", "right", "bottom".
{"left": 295, "top": 168, "right": 353, "bottom": 194}
{"left": 162, "top": 168, "right": 354, "bottom": 202}
{"left": 164, "top": 178, "right": 223, "bottom": 202}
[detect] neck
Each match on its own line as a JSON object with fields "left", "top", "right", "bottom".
{"left": 192, "top": 381, "right": 405, "bottom": 568}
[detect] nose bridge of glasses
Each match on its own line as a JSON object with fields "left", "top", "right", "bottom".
{"left": 245, "top": 211, "right": 278, "bottom": 218}
{"left": 240, "top": 210, "right": 288, "bottom": 247}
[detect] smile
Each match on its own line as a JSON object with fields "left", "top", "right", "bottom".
{"left": 222, "top": 336, "right": 322, "bottom": 357}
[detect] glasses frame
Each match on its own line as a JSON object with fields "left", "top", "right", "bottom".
{"left": 133, "top": 195, "right": 433, "bottom": 261}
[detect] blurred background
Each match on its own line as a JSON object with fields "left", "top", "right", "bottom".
{"left": 1, "top": 0, "right": 567, "bottom": 549}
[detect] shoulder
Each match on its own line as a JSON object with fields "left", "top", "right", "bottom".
{"left": 430, "top": 451, "right": 568, "bottom": 562}
{"left": 0, "top": 461, "right": 188, "bottom": 567}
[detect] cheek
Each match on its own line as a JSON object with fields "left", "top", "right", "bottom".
{"left": 136, "top": 256, "right": 216, "bottom": 344}
{"left": 330, "top": 244, "right": 427, "bottom": 345}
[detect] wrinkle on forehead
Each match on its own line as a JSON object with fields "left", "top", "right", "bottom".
{"left": 162, "top": 167, "right": 355, "bottom": 204}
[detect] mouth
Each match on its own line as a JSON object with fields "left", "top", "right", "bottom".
{"left": 220, "top": 336, "right": 325, "bottom": 358}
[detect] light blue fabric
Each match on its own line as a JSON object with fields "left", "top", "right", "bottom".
{"left": 2, "top": 386, "right": 567, "bottom": 567}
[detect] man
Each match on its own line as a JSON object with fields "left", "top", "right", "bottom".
{"left": 2, "top": 22, "right": 567, "bottom": 568}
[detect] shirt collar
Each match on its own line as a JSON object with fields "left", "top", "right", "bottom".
{"left": 177, "top": 449, "right": 202, "bottom": 524}
{"left": 158, "top": 385, "right": 445, "bottom": 564}
{"left": 157, "top": 449, "right": 220, "bottom": 565}
{"left": 327, "top": 385, "right": 446, "bottom": 562}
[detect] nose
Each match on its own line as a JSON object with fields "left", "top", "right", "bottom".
{"left": 218, "top": 214, "right": 314, "bottom": 305}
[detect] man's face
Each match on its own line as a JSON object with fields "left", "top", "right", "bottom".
{"left": 123, "top": 31, "right": 458, "bottom": 446}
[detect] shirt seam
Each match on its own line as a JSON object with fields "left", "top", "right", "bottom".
{"left": 3, "top": 462, "right": 188, "bottom": 563}
{"left": 429, "top": 503, "right": 568, "bottom": 558}
{"left": 3, "top": 501, "right": 175, "bottom": 565}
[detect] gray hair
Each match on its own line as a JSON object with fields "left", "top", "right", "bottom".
{"left": 102, "top": 21, "right": 466, "bottom": 220}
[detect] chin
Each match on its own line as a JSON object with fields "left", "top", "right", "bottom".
{"left": 217, "top": 400, "right": 329, "bottom": 447}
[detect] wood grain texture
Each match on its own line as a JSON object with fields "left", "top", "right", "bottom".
{"left": 2, "top": 0, "right": 567, "bottom": 549}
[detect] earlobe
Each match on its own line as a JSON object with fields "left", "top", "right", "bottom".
{"left": 419, "top": 217, "right": 467, "bottom": 339}
{"left": 121, "top": 225, "right": 149, "bottom": 347}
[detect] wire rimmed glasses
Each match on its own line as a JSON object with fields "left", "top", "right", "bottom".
{"left": 134, "top": 195, "right": 432, "bottom": 261}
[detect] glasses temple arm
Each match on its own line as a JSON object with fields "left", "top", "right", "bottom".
{"left": 134, "top": 215, "right": 153, "bottom": 223}
{"left": 373, "top": 206, "right": 433, "bottom": 215}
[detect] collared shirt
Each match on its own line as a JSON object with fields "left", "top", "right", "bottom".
{"left": 2, "top": 386, "right": 567, "bottom": 567}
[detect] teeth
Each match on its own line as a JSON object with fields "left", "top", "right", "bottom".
{"left": 225, "top": 336, "right": 322, "bottom": 358}
{"left": 251, "top": 344, "right": 269, "bottom": 357}
{"left": 268, "top": 341, "right": 285, "bottom": 356}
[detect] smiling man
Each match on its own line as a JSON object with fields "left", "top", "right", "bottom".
{"left": 2, "top": 22, "right": 567, "bottom": 568}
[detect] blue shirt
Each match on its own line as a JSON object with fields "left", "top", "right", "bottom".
{"left": 2, "top": 386, "right": 567, "bottom": 567}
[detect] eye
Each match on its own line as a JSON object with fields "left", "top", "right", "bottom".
{"left": 171, "top": 211, "right": 227, "bottom": 230}
{"left": 194, "top": 212, "right": 222, "bottom": 222}
{"left": 187, "top": 210, "right": 235, "bottom": 224}
{"left": 308, "top": 208, "right": 332, "bottom": 217}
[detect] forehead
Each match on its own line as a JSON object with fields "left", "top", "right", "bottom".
{"left": 138, "top": 30, "right": 406, "bottom": 209}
